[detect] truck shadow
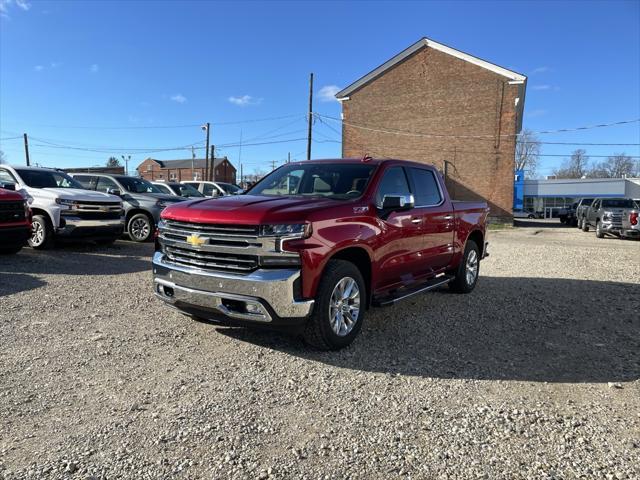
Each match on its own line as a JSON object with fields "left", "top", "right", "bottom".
{"left": 217, "top": 276, "right": 640, "bottom": 383}
{"left": 0, "top": 273, "right": 47, "bottom": 296}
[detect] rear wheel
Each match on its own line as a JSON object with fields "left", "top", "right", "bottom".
{"left": 303, "top": 260, "right": 365, "bottom": 350}
{"left": 127, "top": 213, "right": 153, "bottom": 242}
{"left": 28, "top": 214, "right": 53, "bottom": 249}
{"left": 595, "top": 221, "right": 605, "bottom": 238}
{"left": 581, "top": 219, "right": 590, "bottom": 232}
{"left": 449, "top": 240, "right": 480, "bottom": 294}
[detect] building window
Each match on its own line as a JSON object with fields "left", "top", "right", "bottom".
{"left": 146, "top": 164, "right": 152, "bottom": 172}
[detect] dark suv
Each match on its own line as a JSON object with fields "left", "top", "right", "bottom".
{"left": 71, "top": 173, "right": 185, "bottom": 242}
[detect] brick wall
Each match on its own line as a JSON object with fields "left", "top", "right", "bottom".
{"left": 341, "top": 47, "right": 520, "bottom": 220}
{"left": 136, "top": 159, "right": 237, "bottom": 184}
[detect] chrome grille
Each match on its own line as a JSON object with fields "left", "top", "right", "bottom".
{"left": 607, "top": 213, "right": 623, "bottom": 228}
{"left": 159, "top": 220, "right": 262, "bottom": 274}
{"left": 61, "top": 202, "right": 122, "bottom": 220}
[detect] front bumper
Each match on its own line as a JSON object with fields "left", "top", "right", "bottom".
{"left": 57, "top": 217, "right": 124, "bottom": 238}
{"left": 152, "top": 251, "right": 314, "bottom": 324}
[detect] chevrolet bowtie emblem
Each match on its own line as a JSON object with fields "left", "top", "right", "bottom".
{"left": 186, "top": 234, "right": 206, "bottom": 247}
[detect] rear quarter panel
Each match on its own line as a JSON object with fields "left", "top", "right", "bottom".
{"left": 451, "top": 200, "right": 489, "bottom": 264}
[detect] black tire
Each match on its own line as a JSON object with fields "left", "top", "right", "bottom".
{"left": 595, "top": 221, "right": 605, "bottom": 239}
{"left": 449, "top": 240, "right": 480, "bottom": 294}
{"left": 0, "top": 244, "right": 23, "bottom": 254}
{"left": 127, "top": 213, "right": 154, "bottom": 242}
{"left": 28, "top": 214, "right": 54, "bottom": 249}
{"left": 303, "top": 259, "right": 366, "bottom": 350}
{"left": 581, "top": 219, "right": 589, "bottom": 232}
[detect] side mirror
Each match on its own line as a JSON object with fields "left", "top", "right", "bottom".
{"left": 107, "top": 188, "right": 122, "bottom": 196}
{"left": 1, "top": 182, "right": 16, "bottom": 191}
{"left": 381, "top": 194, "right": 414, "bottom": 211}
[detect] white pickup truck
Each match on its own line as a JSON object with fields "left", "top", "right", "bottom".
{"left": 0, "top": 165, "right": 124, "bottom": 249}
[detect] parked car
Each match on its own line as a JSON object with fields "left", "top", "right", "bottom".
{"left": 153, "top": 158, "right": 489, "bottom": 350}
{"left": 513, "top": 209, "right": 537, "bottom": 219}
{"left": 70, "top": 173, "right": 186, "bottom": 242}
{"left": 0, "top": 166, "right": 123, "bottom": 249}
{"left": 581, "top": 197, "right": 639, "bottom": 239}
{"left": 621, "top": 210, "right": 639, "bottom": 239}
{"left": 150, "top": 181, "right": 204, "bottom": 198}
{"left": 559, "top": 202, "right": 578, "bottom": 225}
{"left": 0, "top": 183, "right": 31, "bottom": 254}
{"left": 575, "top": 198, "right": 595, "bottom": 229}
{"left": 181, "top": 180, "right": 243, "bottom": 197}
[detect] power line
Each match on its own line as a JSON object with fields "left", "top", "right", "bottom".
{"left": 315, "top": 113, "right": 640, "bottom": 140}
{"left": 22, "top": 114, "right": 303, "bottom": 130}
{"left": 522, "top": 141, "right": 640, "bottom": 146}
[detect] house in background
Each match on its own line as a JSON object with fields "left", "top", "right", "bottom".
{"left": 136, "top": 157, "right": 237, "bottom": 184}
{"left": 336, "top": 37, "right": 527, "bottom": 221}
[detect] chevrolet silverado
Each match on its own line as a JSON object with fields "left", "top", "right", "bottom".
{"left": 153, "top": 158, "right": 489, "bottom": 349}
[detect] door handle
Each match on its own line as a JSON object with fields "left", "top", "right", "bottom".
{"left": 411, "top": 218, "right": 422, "bottom": 224}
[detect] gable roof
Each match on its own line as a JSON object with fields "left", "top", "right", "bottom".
{"left": 335, "top": 37, "right": 526, "bottom": 100}
{"left": 140, "top": 157, "right": 234, "bottom": 170}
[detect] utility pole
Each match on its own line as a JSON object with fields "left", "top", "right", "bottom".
{"left": 306, "top": 72, "right": 314, "bottom": 160}
{"left": 121, "top": 154, "right": 131, "bottom": 175}
{"left": 23, "top": 133, "right": 30, "bottom": 166}
{"left": 210, "top": 145, "right": 215, "bottom": 181}
{"left": 191, "top": 146, "right": 196, "bottom": 180}
{"left": 202, "top": 123, "right": 210, "bottom": 181}
{"left": 288, "top": 152, "right": 291, "bottom": 164}
{"left": 240, "top": 163, "right": 243, "bottom": 186}
{"left": 271, "top": 159, "right": 277, "bottom": 171}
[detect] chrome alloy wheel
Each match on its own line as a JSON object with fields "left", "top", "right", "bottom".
{"left": 329, "top": 277, "right": 361, "bottom": 337}
{"left": 465, "top": 249, "right": 479, "bottom": 286}
{"left": 130, "top": 217, "right": 150, "bottom": 240}
{"left": 31, "top": 220, "right": 45, "bottom": 246}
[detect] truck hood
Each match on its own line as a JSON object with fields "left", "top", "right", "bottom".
{"left": 28, "top": 187, "right": 120, "bottom": 203}
{"left": 124, "top": 192, "right": 184, "bottom": 203}
{"left": 162, "top": 194, "right": 346, "bottom": 224}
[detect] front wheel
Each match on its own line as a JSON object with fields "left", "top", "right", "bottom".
{"left": 127, "top": 213, "right": 153, "bottom": 242}
{"left": 595, "top": 221, "right": 605, "bottom": 238}
{"left": 449, "top": 240, "right": 480, "bottom": 293}
{"left": 28, "top": 214, "right": 53, "bottom": 249}
{"left": 303, "top": 259, "right": 366, "bottom": 350}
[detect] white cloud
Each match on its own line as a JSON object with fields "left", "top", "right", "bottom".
{"left": 228, "top": 95, "right": 261, "bottom": 107}
{"left": 318, "top": 85, "right": 341, "bottom": 102}
{"left": 532, "top": 84, "right": 551, "bottom": 91}
{"left": 15, "top": 0, "right": 29, "bottom": 10}
{"left": 170, "top": 93, "right": 187, "bottom": 104}
{"left": 50, "top": 61, "right": 61, "bottom": 68}
{"left": 34, "top": 65, "right": 44, "bottom": 72}
{"left": 90, "top": 64, "right": 99, "bottom": 73}
{"left": 531, "top": 66, "right": 550, "bottom": 74}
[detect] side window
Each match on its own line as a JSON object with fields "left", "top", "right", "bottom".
{"left": 0, "top": 169, "right": 18, "bottom": 185}
{"left": 202, "top": 184, "right": 215, "bottom": 196}
{"left": 375, "top": 167, "right": 410, "bottom": 207}
{"left": 73, "top": 175, "right": 97, "bottom": 189}
{"left": 409, "top": 168, "right": 442, "bottom": 206}
{"left": 156, "top": 184, "right": 172, "bottom": 195}
{"left": 96, "top": 177, "right": 118, "bottom": 193}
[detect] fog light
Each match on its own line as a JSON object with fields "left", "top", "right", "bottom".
{"left": 245, "top": 302, "right": 263, "bottom": 314}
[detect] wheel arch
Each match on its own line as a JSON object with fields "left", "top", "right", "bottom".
{"left": 29, "top": 207, "right": 55, "bottom": 227}
{"left": 125, "top": 208, "right": 153, "bottom": 228}
{"left": 325, "top": 246, "right": 373, "bottom": 308}
{"left": 465, "top": 229, "right": 485, "bottom": 258}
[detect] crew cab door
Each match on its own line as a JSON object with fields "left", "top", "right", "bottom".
{"left": 407, "top": 167, "right": 455, "bottom": 271}
{"left": 588, "top": 199, "right": 600, "bottom": 223}
{"left": 373, "top": 166, "right": 431, "bottom": 293}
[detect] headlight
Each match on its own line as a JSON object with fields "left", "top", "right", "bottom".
{"left": 602, "top": 212, "right": 612, "bottom": 221}
{"left": 55, "top": 198, "right": 77, "bottom": 207}
{"left": 260, "top": 224, "right": 311, "bottom": 238}
{"left": 156, "top": 200, "right": 168, "bottom": 209}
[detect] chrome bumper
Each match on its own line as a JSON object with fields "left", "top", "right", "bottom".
{"left": 152, "top": 251, "right": 314, "bottom": 322}
{"left": 57, "top": 217, "right": 124, "bottom": 235}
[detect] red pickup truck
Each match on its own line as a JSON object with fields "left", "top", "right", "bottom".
{"left": 153, "top": 158, "right": 489, "bottom": 349}
{"left": 0, "top": 186, "right": 32, "bottom": 254}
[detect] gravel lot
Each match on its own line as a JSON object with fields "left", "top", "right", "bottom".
{"left": 1, "top": 222, "right": 639, "bottom": 479}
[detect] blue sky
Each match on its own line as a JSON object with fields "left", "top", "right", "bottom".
{"left": 0, "top": 0, "right": 639, "bottom": 177}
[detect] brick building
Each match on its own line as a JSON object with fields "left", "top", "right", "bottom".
{"left": 136, "top": 157, "right": 237, "bottom": 184}
{"left": 335, "top": 37, "right": 527, "bottom": 220}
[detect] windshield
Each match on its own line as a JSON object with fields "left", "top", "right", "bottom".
{"left": 172, "top": 183, "right": 204, "bottom": 197}
{"left": 217, "top": 182, "right": 243, "bottom": 194}
{"left": 248, "top": 163, "right": 376, "bottom": 200}
{"left": 581, "top": 198, "right": 594, "bottom": 206}
{"left": 16, "top": 169, "right": 83, "bottom": 189}
{"left": 118, "top": 176, "right": 162, "bottom": 194}
{"left": 602, "top": 198, "right": 636, "bottom": 209}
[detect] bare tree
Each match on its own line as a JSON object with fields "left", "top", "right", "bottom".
{"left": 0, "top": 150, "right": 5, "bottom": 164}
{"left": 106, "top": 156, "right": 121, "bottom": 168}
{"left": 588, "top": 153, "right": 637, "bottom": 178}
{"left": 515, "top": 129, "right": 541, "bottom": 178}
{"left": 553, "top": 149, "right": 590, "bottom": 179}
